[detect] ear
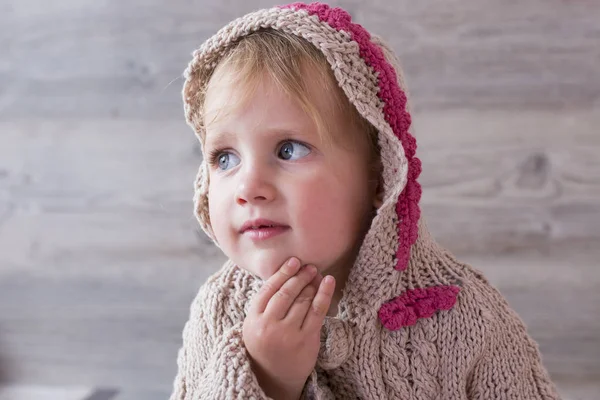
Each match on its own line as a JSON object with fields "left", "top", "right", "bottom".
{"left": 373, "top": 175, "right": 384, "bottom": 209}
{"left": 371, "top": 157, "right": 384, "bottom": 210}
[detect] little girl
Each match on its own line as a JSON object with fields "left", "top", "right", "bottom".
{"left": 170, "top": 2, "right": 561, "bottom": 399}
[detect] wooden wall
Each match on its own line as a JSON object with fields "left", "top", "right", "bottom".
{"left": 0, "top": 0, "right": 598, "bottom": 398}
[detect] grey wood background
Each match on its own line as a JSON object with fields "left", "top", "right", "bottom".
{"left": 0, "top": 0, "right": 599, "bottom": 399}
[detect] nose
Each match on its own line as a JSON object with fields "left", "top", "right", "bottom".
{"left": 235, "top": 163, "right": 276, "bottom": 206}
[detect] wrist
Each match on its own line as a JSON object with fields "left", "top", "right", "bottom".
{"left": 250, "top": 359, "right": 305, "bottom": 400}
{"left": 264, "top": 384, "right": 303, "bottom": 400}
{"left": 259, "top": 376, "right": 305, "bottom": 400}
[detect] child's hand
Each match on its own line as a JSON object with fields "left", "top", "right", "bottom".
{"left": 243, "top": 257, "right": 336, "bottom": 400}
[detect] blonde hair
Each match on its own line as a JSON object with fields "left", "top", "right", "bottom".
{"left": 199, "top": 29, "right": 380, "bottom": 167}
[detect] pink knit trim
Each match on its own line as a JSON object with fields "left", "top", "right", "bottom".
{"left": 281, "top": 2, "right": 422, "bottom": 272}
{"left": 378, "top": 286, "right": 461, "bottom": 331}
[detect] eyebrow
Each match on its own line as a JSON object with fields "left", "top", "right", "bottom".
{"left": 204, "top": 128, "right": 306, "bottom": 149}
{"left": 204, "top": 130, "right": 237, "bottom": 150}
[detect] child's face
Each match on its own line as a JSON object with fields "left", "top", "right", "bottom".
{"left": 203, "top": 73, "right": 377, "bottom": 280}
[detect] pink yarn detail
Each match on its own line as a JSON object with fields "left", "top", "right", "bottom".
{"left": 378, "top": 286, "right": 461, "bottom": 331}
{"left": 281, "top": 2, "right": 422, "bottom": 271}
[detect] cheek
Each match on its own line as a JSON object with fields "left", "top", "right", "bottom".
{"left": 207, "top": 179, "right": 229, "bottom": 240}
{"left": 293, "top": 174, "right": 367, "bottom": 245}
{"left": 207, "top": 182, "right": 217, "bottom": 221}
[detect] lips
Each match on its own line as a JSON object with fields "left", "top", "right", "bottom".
{"left": 239, "top": 218, "right": 287, "bottom": 233}
{"left": 239, "top": 218, "right": 289, "bottom": 241}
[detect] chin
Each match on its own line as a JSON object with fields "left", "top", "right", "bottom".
{"left": 235, "top": 249, "right": 290, "bottom": 281}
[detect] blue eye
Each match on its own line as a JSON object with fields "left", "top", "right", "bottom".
{"left": 216, "top": 152, "right": 240, "bottom": 171}
{"left": 278, "top": 141, "right": 311, "bottom": 160}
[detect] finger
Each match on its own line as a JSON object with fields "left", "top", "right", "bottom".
{"left": 285, "top": 279, "right": 318, "bottom": 328}
{"left": 302, "top": 275, "right": 336, "bottom": 332}
{"left": 264, "top": 264, "right": 317, "bottom": 320}
{"left": 250, "top": 257, "right": 302, "bottom": 314}
{"left": 309, "top": 272, "right": 323, "bottom": 291}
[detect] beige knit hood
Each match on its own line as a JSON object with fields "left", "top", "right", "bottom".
{"left": 182, "top": 2, "right": 463, "bottom": 333}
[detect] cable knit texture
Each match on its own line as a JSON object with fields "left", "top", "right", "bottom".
{"left": 171, "top": 2, "right": 561, "bottom": 399}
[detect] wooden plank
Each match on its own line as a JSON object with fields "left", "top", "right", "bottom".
{"left": 0, "top": 383, "right": 597, "bottom": 400}
{"left": 0, "top": 385, "right": 93, "bottom": 400}
{"left": 0, "top": 276, "right": 193, "bottom": 389}
{"left": 0, "top": 255, "right": 597, "bottom": 390}
{"left": 1, "top": 112, "right": 598, "bottom": 267}
{"left": 0, "top": 385, "right": 171, "bottom": 400}
{"left": 0, "top": 113, "right": 598, "bottom": 389}
{"left": 0, "top": 0, "right": 598, "bottom": 118}
{"left": 355, "top": 0, "right": 600, "bottom": 110}
{"left": 413, "top": 110, "right": 600, "bottom": 254}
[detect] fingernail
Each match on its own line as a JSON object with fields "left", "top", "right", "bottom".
{"left": 287, "top": 257, "right": 300, "bottom": 268}
{"left": 306, "top": 265, "right": 316, "bottom": 274}
{"left": 324, "top": 276, "right": 335, "bottom": 284}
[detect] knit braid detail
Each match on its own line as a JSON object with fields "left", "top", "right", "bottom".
{"left": 408, "top": 316, "right": 442, "bottom": 400}
{"left": 380, "top": 329, "right": 412, "bottom": 398}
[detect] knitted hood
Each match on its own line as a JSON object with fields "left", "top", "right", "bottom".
{"left": 182, "top": 2, "right": 462, "bottom": 333}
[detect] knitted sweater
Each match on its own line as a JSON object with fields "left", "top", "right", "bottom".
{"left": 169, "top": 220, "right": 560, "bottom": 399}
{"left": 170, "top": 3, "right": 561, "bottom": 399}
